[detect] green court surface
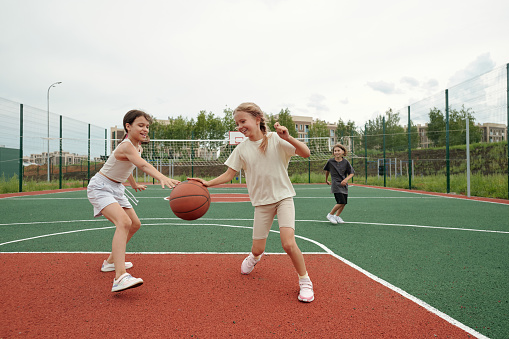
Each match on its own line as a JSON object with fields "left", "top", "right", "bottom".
{"left": 1, "top": 184, "right": 508, "bottom": 338}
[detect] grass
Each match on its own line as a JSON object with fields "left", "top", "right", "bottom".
{"left": 351, "top": 173, "right": 508, "bottom": 199}
{"left": 1, "top": 173, "right": 507, "bottom": 200}
{"left": 0, "top": 175, "right": 85, "bottom": 194}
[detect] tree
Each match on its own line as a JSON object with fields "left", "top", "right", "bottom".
{"left": 222, "top": 107, "right": 236, "bottom": 134}
{"left": 427, "top": 105, "right": 482, "bottom": 147}
{"left": 308, "top": 119, "right": 329, "bottom": 154}
{"left": 275, "top": 108, "right": 297, "bottom": 137}
{"left": 267, "top": 113, "right": 278, "bottom": 133}
{"left": 427, "top": 107, "right": 446, "bottom": 146}
{"left": 336, "top": 117, "right": 360, "bottom": 152}
{"left": 364, "top": 108, "right": 416, "bottom": 151}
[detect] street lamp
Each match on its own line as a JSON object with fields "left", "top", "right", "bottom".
{"left": 47, "top": 81, "right": 62, "bottom": 182}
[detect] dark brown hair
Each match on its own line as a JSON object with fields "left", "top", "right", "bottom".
{"left": 122, "top": 109, "right": 152, "bottom": 140}
{"left": 332, "top": 143, "right": 348, "bottom": 156}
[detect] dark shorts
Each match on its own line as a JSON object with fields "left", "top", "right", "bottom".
{"left": 334, "top": 193, "right": 348, "bottom": 205}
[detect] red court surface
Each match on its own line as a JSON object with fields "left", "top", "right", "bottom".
{"left": 1, "top": 253, "right": 478, "bottom": 338}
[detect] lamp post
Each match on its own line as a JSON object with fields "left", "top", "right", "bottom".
{"left": 47, "top": 81, "right": 62, "bottom": 181}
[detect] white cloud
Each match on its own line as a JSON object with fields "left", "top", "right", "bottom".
{"left": 400, "top": 77, "right": 420, "bottom": 88}
{"left": 0, "top": 0, "right": 508, "bottom": 133}
{"left": 448, "top": 53, "right": 497, "bottom": 87}
{"left": 366, "top": 81, "right": 399, "bottom": 95}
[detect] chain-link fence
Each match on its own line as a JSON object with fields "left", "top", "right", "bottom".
{"left": 0, "top": 64, "right": 507, "bottom": 198}
{"left": 0, "top": 98, "right": 107, "bottom": 190}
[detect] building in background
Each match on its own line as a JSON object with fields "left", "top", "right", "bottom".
{"left": 478, "top": 123, "right": 506, "bottom": 143}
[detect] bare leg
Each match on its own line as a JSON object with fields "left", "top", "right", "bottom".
{"left": 105, "top": 207, "right": 141, "bottom": 265}
{"left": 279, "top": 227, "right": 307, "bottom": 276}
{"left": 251, "top": 238, "right": 267, "bottom": 257}
{"left": 101, "top": 203, "right": 135, "bottom": 279}
{"left": 335, "top": 204, "right": 345, "bottom": 217}
{"left": 330, "top": 204, "right": 342, "bottom": 215}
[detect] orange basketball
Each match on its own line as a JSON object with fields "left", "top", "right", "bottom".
{"left": 169, "top": 181, "right": 211, "bottom": 220}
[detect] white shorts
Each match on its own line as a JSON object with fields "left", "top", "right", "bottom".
{"left": 87, "top": 173, "right": 132, "bottom": 217}
{"left": 252, "top": 197, "right": 295, "bottom": 240}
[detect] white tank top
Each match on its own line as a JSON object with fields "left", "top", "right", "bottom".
{"left": 100, "top": 139, "right": 141, "bottom": 182}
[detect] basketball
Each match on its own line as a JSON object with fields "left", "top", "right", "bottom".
{"left": 169, "top": 181, "right": 211, "bottom": 220}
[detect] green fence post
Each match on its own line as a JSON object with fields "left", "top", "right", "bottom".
{"left": 364, "top": 124, "right": 367, "bottom": 184}
{"left": 408, "top": 106, "right": 412, "bottom": 190}
{"left": 59, "top": 115, "right": 62, "bottom": 189}
{"left": 19, "top": 104, "right": 23, "bottom": 192}
{"left": 383, "top": 116, "right": 386, "bottom": 187}
{"left": 506, "top": 63, "right": 509, "bottom": 199}
{"left": 445, "top": 89, "right": 450, "bottom": 193}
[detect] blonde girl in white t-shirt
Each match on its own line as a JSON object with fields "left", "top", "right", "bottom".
{"left": 87, "top": 110, "right": 180, "bottom": 292}
{"left": 190, "top": 102, "right": 314, "bottom": 302}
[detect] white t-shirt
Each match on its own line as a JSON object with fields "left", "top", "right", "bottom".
{"left": 225, "top": 132, "right": 296, "bottom": 206}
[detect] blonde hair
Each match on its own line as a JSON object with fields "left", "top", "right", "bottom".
{"left": 234, "top": 102, "right": 270, "bottom": 154}
{"left": 332, "top": 143, "right": 348, "bottom": 156}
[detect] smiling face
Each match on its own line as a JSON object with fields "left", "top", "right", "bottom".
{"left": 333, "top": 146, "right": 344, "bottom": 159}
{"left": 234, "top": 110, "right": 263, "bottom": 141}
{"left": 126, "top": 116, "right": 150, "bottom": 144}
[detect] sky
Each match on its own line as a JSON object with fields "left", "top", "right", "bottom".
{"left": 1, "top": 0, "right": 508, "bottom": 131}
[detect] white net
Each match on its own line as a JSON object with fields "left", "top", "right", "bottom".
{"left": 139, "top": 137, "right": 336, "bottom": 166}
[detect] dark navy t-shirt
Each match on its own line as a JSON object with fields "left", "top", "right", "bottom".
{"left": 323, "top": 158, "right": 354, "bottom": 194}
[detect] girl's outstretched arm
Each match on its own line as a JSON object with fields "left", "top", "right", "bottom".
{"left": 118, "top": 142, "right": 180, "bottom": 188}
{"left": 274, "top": 122, "right": 311, "bottom": 158}
{"left": 189, "top": 167, "right": 237, "bottom": 187}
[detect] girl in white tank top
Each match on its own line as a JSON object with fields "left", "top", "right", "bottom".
{"left": 87, "top": 110, "right": 180, "bottom": 292}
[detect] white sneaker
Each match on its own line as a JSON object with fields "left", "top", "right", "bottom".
{"left": 111, "top": 273, "right": 143, "bottom": 292}
{"left": 298, "top": 277, "right": 314, "bottom": 302}
{"left": 101, "top": 260, "right": 133, "bottom": 272}
{"left": 241, "top": 252, "right": 263, "bottom": 274}
{"left": 335, "top": 215, "right": 344, "bottom": 223}
{"left": 326, "top": 214, "right": 338, "bottom": 224}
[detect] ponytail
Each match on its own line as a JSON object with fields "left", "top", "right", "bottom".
{"left": 259, "top": 114, "right": 270, "bottom": 154}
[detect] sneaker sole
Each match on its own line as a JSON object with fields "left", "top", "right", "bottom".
{"left": 111, "top": 280, "right": 143, "bottom": 292}
{"left": 298, "top": 295, "right": 315, "bottom": 302}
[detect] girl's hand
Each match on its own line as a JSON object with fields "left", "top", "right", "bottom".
{"left": 188, "top": 177, "right": 210, "bottom": 187}
{"left": 161, "top": 177, "right": 180, "bottom": 189}
{"left": 274, "top": 122, "right": 289, "bottom": 140}
{"left": 340, "top": 179, "right": 348, "bottom": 186}
{"left": 326, "top": 180, "right": 331, "bottom": 185}
{"left": 132, "top": 183, "right": 147, "bottom": 192}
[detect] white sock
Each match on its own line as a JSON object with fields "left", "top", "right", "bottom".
{"left": 299, "top": 272, "right": 309, "bottom": 280}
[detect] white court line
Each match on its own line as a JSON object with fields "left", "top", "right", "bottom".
{"left": 1, "top": 217, "right": 507, "bottom": 234}
{"left": 0, "top": 220, "right": 488, "bottom": 339}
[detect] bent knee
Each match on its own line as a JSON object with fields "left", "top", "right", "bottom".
{"left": 130, "top": 219, "right": 141, "bottom": 231}
{"left": 115, "top": 217, "right": 133, "bottom": 231}
{"left": 281, "top": 240, "right": 298, "bottom": 254}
